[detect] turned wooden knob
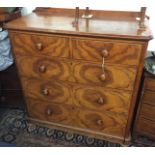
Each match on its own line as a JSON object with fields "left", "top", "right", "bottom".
{"left": 39, "top": 65, "right": 46, "bottom": 73}
{"left": 98, "top": 97, "right": 104, "bottom": 105}
{"left": 100, "top": 73, "right": 106, "bottom": 81}
{"left": 101, "top": 49, "right": 109, "bottom": 58}
{"left": 42, "top": 88, "right": 49, "bottom": 95}
{"left": 97, "top": 119, "right": 103, "bottom": 125}
{"left": 46, "top": 108, "right": 53, "bottom": 116}
{"left": 36, "top": 43, "right": 43, "bottom": 51}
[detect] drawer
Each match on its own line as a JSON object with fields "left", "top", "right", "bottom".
{"left": 136, "top": 117, "right": 155, "bottom": 139}
{"left": 142, "top": 91, "right": 155, "bottom": 106}
{"left": 27, "top": 98, "right": 77, "bottom": 126}
{"left": 145, "top": 77, "right": 155, "bottom": 91}
{"left": 73, "top": 85, "right": 131, "bottom": 114}
{"left": 27, "top": 97, "right": 126, "bottom": 138}
{"left": 21, "top": 78, "right": 71, "bottom": 105}
{"left": 76, "top": 109, "right": 126, "bottom": 137}
{"left": 73, "top": 62, "right": 136, "bottom": 90}
{"left": 72, "top": 39, "right": 142, "bottom": 66}
{"left": 140, "top": 103, "right": 155, "bottom": 121}
{"left": 10, "top": 33, "right": 70, "bottom": 58}
{"left": 15, "top": 56, "right": 71, "bottom": 82}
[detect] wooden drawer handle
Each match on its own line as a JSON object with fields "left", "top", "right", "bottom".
{"left": 46, "top": 108, "right": 53, "bottom": 116}
{"left": 97, "top": 119, "right": 103, "bottom": 125}
{"left": 101, "top": 49, "right": 109, "bottom": 58}
{"left": 100, "top": 73, "right": 106, "bottom": 81}
{"left": 36, "top": 43, "right": 43, "bottom": 51}
{"left": 39, "top": 65, "right": 46, "bottom": 73}
{"left": 98, "top": 97, "right": 104, "bottom": 105}
{"left": 42, "top": 88, "right": 49, "bottom": 96}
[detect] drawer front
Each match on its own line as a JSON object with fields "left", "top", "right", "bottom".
{"left": 10, "top": 33, "right": 70, "bottom": 58}
{"left": 140, "top": 103, "right": 155, "bottom": 121}
{"left": 72, "top": 39, "right": 142, "bottom": 66}
{"left": 27, "top": 97, "right": 126, "bottom": 137}
{"left": 73, "top": 62, "right": 136, "bottom": 90}
{"left": 21, "top": 78, "right": 71, "bottom": 105}
{"left": 73, "top": 85, "right": 131, "bottom": 114}
{"left": 76, "top": 109, "right": 126, "bottom": 137}
{"left": 27, "top": 98, "right": 76, "bottom": 125}
{"left": 145, "top": 77, "right": 155, "bottom": 91}
{"left": 15, "top": 56, "right": 71, "bottom": 82}
{"left": 142, "top": 91, "right": 155, "bottom": 106}
{"left": 136, "top": 117, "right": 155, "bottom": 138}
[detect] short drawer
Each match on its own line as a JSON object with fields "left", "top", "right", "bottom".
{"left": 136, "top": 117, "right": 155, "bottom": 139}
{"left": 15, "top": 56, "right": 71, "bottom": 82}
{"left": 145, "top": 77, "right": 155, "bottom": 91}
{"left": 77, "top": 109, "right": 126, "bottom": 137}
{"left": 72, "top": 39, "right": 142, "bottom": 66}
{"left": 73, "top": 85, "right": 131, "bottom": 114}
{"left": 21, "top": 78, "right": 71, "bottom": 105}
{"left": 27, "top": 98, "right": 77, "bottom": 126}
{"left": 10, "top": 33, "right": 70, "bottom": 58}
{"left": 142, "top": 91, "right": 155, "bottom": 106}
{"left": 140, "top": 103, "right": 155, "bottom": 121}
{"left": 72, "top": 62, "right": 137, "bottom": 90}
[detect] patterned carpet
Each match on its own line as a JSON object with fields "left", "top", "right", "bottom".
{"left": 0, "top": 108, "right": 154, "bottom": 147}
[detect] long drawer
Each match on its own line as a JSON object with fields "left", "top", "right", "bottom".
{"left": 27, "top": 97, "right": 126, "bottom": 138}
{"left": 21, "top": 77, "right": 131, "bottom": 115}
{"left": 15, "top": 56, "right": 137, "bottom": 90}
{"left": 10, "top": 33, "right": 70, "bottom": 58}
{"left": 72, "top": 39, "right": 142, "bottom": 66}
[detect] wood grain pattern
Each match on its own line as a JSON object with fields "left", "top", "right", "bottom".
{"left": 73, "top": 85, "right": 131, "bottom": 114}
{"left": 73, "top": 62, "right": 137, "bottom": 90}
{"left": 136, "top": 117, "right": 155, "bottom": 139}
{"left": 142, "top": 91, "right": 155, "bottom": 106}
{"left": 9, "top": 32, "right": 70, "bottom": 58}
{"left": 72, "top": 39, "right": 142, "bottom": 66}
{"left": 140, "top": 103, "right": 155, "bottom": 121}
{"left": 145, "top": 77, "right": 155, "bottom": 91}
{"left": 15, "top": 56, "right": 71, "bottom": 82}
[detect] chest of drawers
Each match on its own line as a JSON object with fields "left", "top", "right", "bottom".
{"left": 5, "top": 7, "right": 152, "bottom": 145}
{"left": 134, "top": 72, "right": 155, "bottom": 141}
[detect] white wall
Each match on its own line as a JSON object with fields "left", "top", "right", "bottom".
{"left": 22, "top": 4, "right": 155, "bottom": 51}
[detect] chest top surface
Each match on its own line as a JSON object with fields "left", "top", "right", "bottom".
{"left": 5, "top": 7, "right": 153, "bottom": 40}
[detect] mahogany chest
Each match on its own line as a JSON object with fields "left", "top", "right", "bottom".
{"left": 5, "top": 7, "right": 152, "bottom": 145}
{"left": 134, "top": 72, "right": 155, "bottom": 142}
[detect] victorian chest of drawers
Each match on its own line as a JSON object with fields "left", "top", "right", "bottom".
{"left": 5, "top": 7, "right": 152, "bottom": 145}
{"left": 134, "top": 72, "right": 155, "bottom": 141}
